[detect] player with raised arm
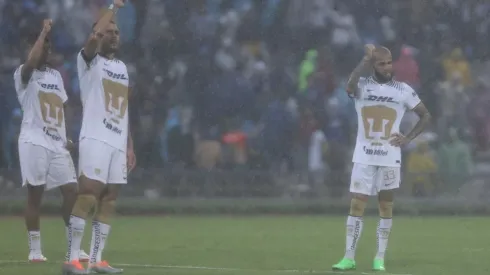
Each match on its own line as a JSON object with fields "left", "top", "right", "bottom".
{"left": 332, "top": 45, "right": 431, "bottom": 272}
{"left": 62, "top": 0, "right": 136, "bottom": 274}
{"left": 14, "top": 19, "right": 89, "bottom": 263}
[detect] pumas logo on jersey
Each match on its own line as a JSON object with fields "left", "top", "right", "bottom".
{"left": 103, "top": 69, "right": 127, "bottom": 80}
{"left": 37, "top": 82, "right": 60, "bottom": 91}
{"left": 365, "top": 95, "right": 399, "bottom": 104}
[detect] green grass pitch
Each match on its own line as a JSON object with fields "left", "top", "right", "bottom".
{"left": 0, "top": 216, "right": 488, "bottom": 275}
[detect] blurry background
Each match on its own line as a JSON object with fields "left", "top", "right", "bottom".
{"left": 1, "top": 0, "right": 490, "bottom": 213}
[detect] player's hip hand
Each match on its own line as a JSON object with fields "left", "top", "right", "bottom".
{"left": 389, "top": 133, "right": 409, "bottom": 147}
{"left": 127, "top": 149, "right": 136, "bottom": 172}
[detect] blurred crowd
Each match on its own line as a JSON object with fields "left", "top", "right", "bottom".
{"left": 1, "top": 0, "right": 490, "bottom": 197}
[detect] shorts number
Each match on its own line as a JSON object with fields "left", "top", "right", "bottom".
{"left": 383, "top": 170, "right": 396, "bottom": 181}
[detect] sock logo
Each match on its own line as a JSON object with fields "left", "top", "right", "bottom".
{"left": 349, "top": 220, "right": 362, "bottom": 251}
{"left": 378, "top": 228, "right": 390, "bottom": 239}
{"left": 90, "top": 222, "right": 101, "bottom": 264}
{"left": 66, "top": 226, "right": 72, "bottom": 262}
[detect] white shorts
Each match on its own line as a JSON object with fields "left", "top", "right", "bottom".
{"left": 79, "top": 138, "right": 127, "bottom": 184}
{"left": 19, "top": 143, "right": 77, "bottom": 190}
{"left": 350, "top": 163, "right": 400, "bottom": 196}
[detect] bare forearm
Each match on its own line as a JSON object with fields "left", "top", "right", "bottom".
{"left": 127, "top": 129, "right": 134, "bottom": 151}
{"left": 406, "top": 113, "right": 431, "bottom": 141}
{"left": 21, "top": 31, "right": 48, "bottom": 83}
{"left": 346, "top": 57, "right": 371, "bottom": 96}
{"left": 83, "top": 6, "right": 119, "bottom": 58}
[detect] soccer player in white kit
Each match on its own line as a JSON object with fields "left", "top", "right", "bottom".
{"left": 14, "top": 19, "right": 89, "bottom": 263}
{"left": 332, "top": 45, "right": 431, "bottom": 272}
{"left": 63, "top": 1, "right": 136, "bottom": 274}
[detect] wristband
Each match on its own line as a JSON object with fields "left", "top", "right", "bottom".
{"left": 108, "top": 4, "right": 114, "bottom": 10}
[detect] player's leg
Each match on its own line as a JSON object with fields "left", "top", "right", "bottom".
{"left": 372, "top": 166, "right": 399, "bottom": 271}
{"left": 333, "top": 163, "right": 377, "bottom": 271}
{"left": 19, "top": 143, "right": 49, "bottom": 262}
{"left": 59, "top": 184, "right": 89, "bottom": 262}
{"left": 88, "top": 148, "right": 126, "bottom": 274}
{"left": 26, "top": 184, "right": 47, "bottom": 262}
{"left": 88, "top": 185, "right": 123, "bottom": 274}
{"left": 63, "top": 139, "right": 109, "bottom": 274}
{"left": 49, "top": 150, "right": 91, "bottom": 263}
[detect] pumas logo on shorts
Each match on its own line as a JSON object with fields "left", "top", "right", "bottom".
{"left": 94, "top": 168, "right": 101, "bottom": 175}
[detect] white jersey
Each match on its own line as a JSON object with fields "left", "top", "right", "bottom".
{"left": 77, "top": 50, "right": 129, "bottom": 152}
{"left": 352, "top": 77, "right": 421, "bottom": 167}
{"left": 14, "top": 66, "right": 68, "bottom": 153}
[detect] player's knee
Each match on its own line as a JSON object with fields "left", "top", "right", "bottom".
{"left": 26, "top": 184, "right": 44, "bottom": 208}
{"left": 378, "top": 190, "right": 394, "bottom": 202}
{"left": 95, "top": 199, "right": 116, "bottom": 224}
{"left": 349, "top": 197, "right": 367, "bottom": 217}
{"left": 60, "top": 183, "right": 78, "bottom": 199}
{"left": 78, "top": 175, "right": 104, "bottom": 196}
{"left": 71, "top": 194, "right": 97, "bottom": 219}
{"left": 378, "top": 201, "right": 394, "bottom": 218}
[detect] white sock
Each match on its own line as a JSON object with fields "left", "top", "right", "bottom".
{"left": 65, "top": 227, "right": 69, "bottom": 262}
{"left": 68, "top": 215, "right": 86, "bottom": 262}
{"left": 89, "top": 221, "right": 111, "bottom": 264}
{"left": 28, "top": 231, "right": 42, "bottom": 254}
{"left": 344, "top": 216, "right": 363, "bottom": 260}
{"left": 376, "top": 218, "right": 393, "bottom": 260}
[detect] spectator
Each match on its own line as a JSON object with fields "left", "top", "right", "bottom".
{"left": 308, "top": 117, "right": 327, "bottom": 195}
{"left": 406, "top": 141, "right": 438, "bottom": 197}
{"left": 260, "top": 92, "right": 295, "bottom": 172}
{"left": 297, "top": 49, "right": 317, "bottom": 94}
{"left": 393, "top": 46, "right": 420, "bottom": 89}
{"left": 442, "top": 47, "right": 472, "bottom": 87}
{"left": 467, "top": 79, "right": 490, "bottom": 150}
{"left": 438, "top": 128, "right": 473, "bottom": 194}
{"left": 222, "top": 119, "right": 248, "bottom": 170}
{"left": 195, "top": 126, "right": 222, "bottom": 171}
{"left": 435, "top": 72, "right": 469, "bottom": 136}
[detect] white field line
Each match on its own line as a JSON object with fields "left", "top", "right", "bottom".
{"left": 0, "top": 260, "right": 413, "bottom": 275}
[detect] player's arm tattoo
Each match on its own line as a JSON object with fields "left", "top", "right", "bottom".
{"left": 21, "top": 31, "right": 49, "bottom": 84}
{"left": 346, "top": 57, "right": 371, "bottom": 98}
{"left": 83, "top": 6, "right": 119, "bottom": 61}
{"left": 406, "top": 102, "right": 431, "bottom": 141}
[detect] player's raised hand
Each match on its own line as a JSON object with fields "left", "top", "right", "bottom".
{"left": 389, "top": 133, "right": 409, "bottom": 147}
{"left": 41, "top": 19, "right": 53, "bottom": 34}
{"left": 364, "top": 44, "right": 375, "bottom": 61}
{"left": 113, "top": 0, "right": 125, "bottom": 8}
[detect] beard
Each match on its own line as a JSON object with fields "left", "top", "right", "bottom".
{"left": 374, "top": 70, "right": 393, "bottom": 83}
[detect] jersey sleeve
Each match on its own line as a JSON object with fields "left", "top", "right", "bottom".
{"left": 13, "top": 65, "right": 26, "bottom": 99}
{"left": 56, "top": 70, "right": 69, "bottom": 103}
{"left": 402, "top": 83, "right": 421, "bottom": 110}
{"left": 348, "top": 77, "right": 366, "bottom": 99}
{"left": 77, "top": 49, "right": 99, "bottom": 77}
